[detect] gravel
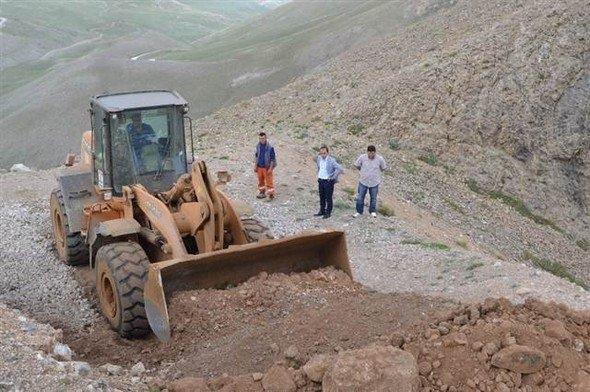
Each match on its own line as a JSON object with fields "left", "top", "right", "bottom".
{"left": 0, "top": 197, "right": 96, "bottom": 331}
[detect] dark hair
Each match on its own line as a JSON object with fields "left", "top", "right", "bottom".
{"left": 319, "top": 144, "right": 329, "bottom": 152}
{"left": 367, "top": 145, "right": 376, "bottom": 152}
{"left": 259, "top": 132, "right": 266, "bottom": 137}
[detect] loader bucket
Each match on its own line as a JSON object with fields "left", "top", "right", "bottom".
{"left": 144, "top": 230, "right": 351, "bottom": 341}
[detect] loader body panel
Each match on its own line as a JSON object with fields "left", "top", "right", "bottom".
{"left": 55, "top": 164, "right": 99, "bottom": 233}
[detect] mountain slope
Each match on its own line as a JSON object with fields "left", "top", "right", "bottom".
{"left": 0, "top": 0, "right": 455, "bottom": 169}
{"left": 191, "top": 0, "right": 589, "bottom": 286}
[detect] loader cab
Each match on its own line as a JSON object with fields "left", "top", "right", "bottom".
{"left": 90, "top": 90, "right": 191, "bottom": 195}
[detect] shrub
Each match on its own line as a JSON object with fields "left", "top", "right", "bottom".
{"left": 347, "top": 123, "right": 364, "bottom": 136}
{"left": 418, "top": 153, "right": 438, "bottom": 166}
{"left": 523, "top": 251, "right": 587, "bottom": 289}
{"left": 389, "top": 139, "right": 400, "bottom": 150}
{"left": 377, "top": 203, "right": 395, "bottom": 217}
{"left": 455, "top": 239, "right": 469, "bottom": 249}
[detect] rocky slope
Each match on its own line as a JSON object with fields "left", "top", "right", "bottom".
{"left": 192, "top": 0, "right": 589, "bottom": 287}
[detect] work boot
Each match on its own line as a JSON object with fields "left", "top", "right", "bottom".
{"left": 268, "top": 193, "right": 275, "bottom": 200}
{"left": 256, "top": 191, "right": 266, "bottom": 199}
{"left": 314, "top": 211, "right": 325, "bottom": 217}
{"left": 322, "top": 213, "right": 331, "bottom": 219}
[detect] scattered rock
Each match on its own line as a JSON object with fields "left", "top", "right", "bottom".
{"left": 303, "top": 354, "right": 333, "bottom": 382}
{"left": 482, "top": 342, "right": 499, "bottom": 357}
{"left": 72, "top": 361, "right": 91, "bottom": 376}
{"left": 99, "top": 363, "right": 122, "bottom": 376}
{"left": 252, "top": 372, "right": 264, "bottom": 381}
{"left": 540, "top": 318, "right": 573, "bottom": 344}
{"left": 169, "top": 377, "right": 210, "bottom": 392}
{"left": 269, "top": 343, "right": 280, "bottom": 354}
{"left": 262, "top": 366, "right": 296, "bottom": 392}
{"left": 418, "top": 361, "right": 432, "bottom": 376}
{"left": 491, "top": 345, "right": 546, "bottom": 374}
{"left": 453, "top": 315, "right": 469, "bottom": 326}
{"left": 9, "top": 163, "right": 31, "bottom": 172}
{"left": 390, "top": 333, "right": 405, "bottom": 347}
{"left": 284, "top": 344, "right": 299, "bottom": 359}
{"left": 322, "top": 344, "right": 419, "bottom": 391}
{"left": 130, "top": 362, "right": 146, "bottom": 376}
{"left": 437, "top": 322, "right": 451, "bottom": 335}
{"left": 53, "top": 343, "right": 73, "bottom": 361}
{"left": 574, "top": 339, "right": 584, "bottom": 352}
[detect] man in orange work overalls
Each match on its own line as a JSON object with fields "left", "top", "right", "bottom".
{"left": 254, "top": 132, "right": 277, "bottom": 199}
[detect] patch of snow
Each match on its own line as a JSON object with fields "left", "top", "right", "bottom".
{"left": 230, "top": 68, "right": 277, "bottom": 87}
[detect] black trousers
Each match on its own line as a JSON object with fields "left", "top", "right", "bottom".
{"left": 318, "top": 179, "right": 335, "bottom": 214}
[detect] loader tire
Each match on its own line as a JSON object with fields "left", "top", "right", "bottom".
{"left": 50, "top": 188, "right": 88, "bottom": 266}
{"left": 241, "top": 217, "right": 274, "bottom": 243}
{"left": 95, "top": 242, "right": 150, "bottom": 339}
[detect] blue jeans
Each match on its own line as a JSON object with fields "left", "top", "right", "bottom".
{"left": 356, "top": 183, "right": 378, "bottom": 214}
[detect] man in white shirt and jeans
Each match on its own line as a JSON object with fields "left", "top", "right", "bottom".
{"left": 353, "top": 145, "right": 387, "bottom": 218}
{"left": 314, "top": 145, "right": 343, "bottom": 219}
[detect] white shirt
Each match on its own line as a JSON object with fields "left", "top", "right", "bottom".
{"left": 318, "top": 157, "right": 329, "bottom": 179}
{"left": 354, "top": 154, "right": 387, "bottom": 187}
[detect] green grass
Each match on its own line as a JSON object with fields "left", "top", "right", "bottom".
{"left": 347, "top": 123, "right": 365, "bottom": 136}
{"left": 466, "top": 261, "right": 484, "bottom": 271}
{"left": 466, "top": 178, "right": 482, "bottom": 194}
{"left": 333, "top": 199, "right": 350, "bottom": 210}
{"left": 576, "top": 238, "right": 590, "bottom": 251}
{"left": 523, "top": 251, "right": 587, "bottom": 290}
{"left": 343, "top": 186, "right": 356, "bottom": 197}
{"left": 377, "top": 203, "right": 395, "bottom": 217}
{"left": 389, "top": 139, "right": 400, "bottom": 150}
{"left": 403, "top": 162, "right": 418, "bottom": 175}
{"left": 488, "top": 190, "right": 565, "bottom": 234}
{"left": 465, "top": 180, "right": 565, "bottom": 235}
{"left": 401, "top": 239, "right": 450, "bottom": 251}
{"left": 455, "top": 239, "right": 469, "bottom": 249}
{"left": 418, "top": 153, "right": 438, "bottom": 166}
{"left": 443, "top": 197, "right": 466, "bottom": 214}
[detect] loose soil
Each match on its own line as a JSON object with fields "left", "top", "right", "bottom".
{"left": 64, "top": 268, "right": 590, "bottom": 391}
{"left": 65, "top": 268, "right": 456, "bottom": 379}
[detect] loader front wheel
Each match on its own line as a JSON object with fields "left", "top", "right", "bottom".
{"left": 241, "top": 217, "right": 274, "bottom": 243}
{"left": 50, "top": 189, "right": 88, "bottom": 266}
{"left": 95, "top": 242, "right": 150, "bottom": 339}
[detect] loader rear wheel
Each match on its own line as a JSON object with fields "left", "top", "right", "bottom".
{"left": 95, "top": 242, "right": 150, "bottom": 339}
{"left": 50, "top": 188, "right": 88, "bottom": 266}
{"left": 241, "top": 217, "right": 274, "bottom": 243}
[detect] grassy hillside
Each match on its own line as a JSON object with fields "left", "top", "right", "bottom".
{"left": 0, "top": 0, "right": 453, "bottom": 169}
{"left": 0, "top": 0, "right": 272, "bottom": 93}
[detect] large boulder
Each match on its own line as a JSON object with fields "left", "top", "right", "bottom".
{"left": 491, "top": 345, "right": 546, "bottom": 374}
{"left": 322, "top": 343, "right": 419, "bottom": 392}
{"left": 261, "top": 365, "right": 296, "bottom": 392}
{"left": 303, "top": 354, "right": 333, "bottom": 382}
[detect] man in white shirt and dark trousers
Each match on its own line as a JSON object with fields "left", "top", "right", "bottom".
{"left": 314, "top": 145, "right": 343, "bottom": 219}
{"left": 353, "top": 145, "right": 387, "bottom": 218}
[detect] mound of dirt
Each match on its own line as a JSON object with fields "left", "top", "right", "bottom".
{"left": 168, "top": 297, "right": 590, "bottom": 392}
{"left": 67, "top": 267, "right": 455, "bottom": 380}
{"left": 66, "top": 267, "right": 589, "bottom": 391}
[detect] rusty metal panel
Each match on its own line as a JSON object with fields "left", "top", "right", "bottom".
{"left": 96, "top": 219, "right": 141, "bottom": 238}
{"left": 56, "top": 165, "right": 99, "bottom": 233}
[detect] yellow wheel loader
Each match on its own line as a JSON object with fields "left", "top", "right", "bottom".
{"left": 50, "top": 90, "right": 351, "bottom": 341}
